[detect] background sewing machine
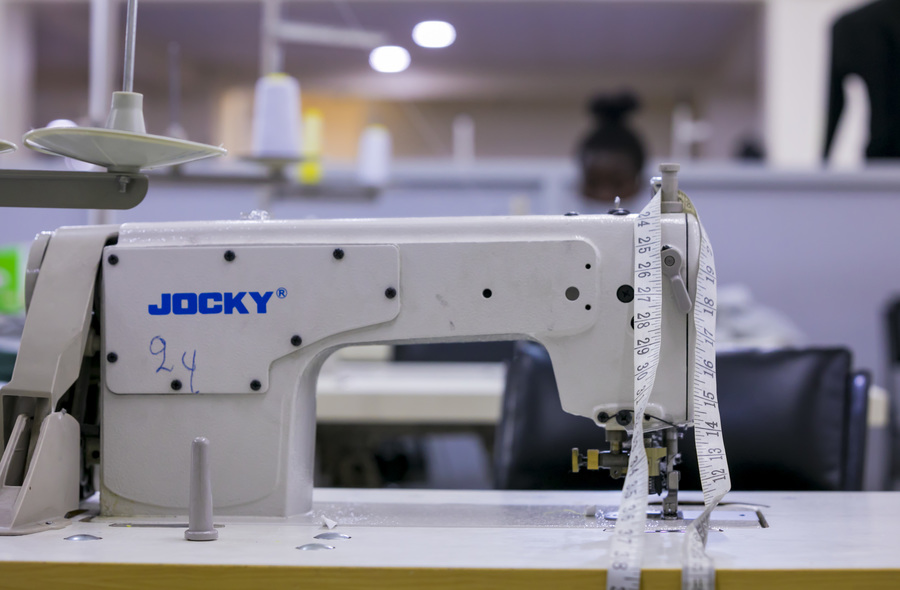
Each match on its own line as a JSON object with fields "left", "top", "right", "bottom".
{"left": 0, "top": 169, "right": 700, "bottom": 533}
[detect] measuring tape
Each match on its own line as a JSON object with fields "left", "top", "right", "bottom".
{"left": 606, "top": 188, "right": 661, "bottom": 590}
{"left": 680, "top": 191, "right": 730, "bottom": 590}
{"left": 606, "top": 187, "right": 730, "bottom": 590}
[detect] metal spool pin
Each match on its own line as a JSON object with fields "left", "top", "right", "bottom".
{"left": 123, "top": 0, "right": 138, "bottom": 93}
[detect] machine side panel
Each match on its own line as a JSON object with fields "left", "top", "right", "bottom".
{"left": 97, "top": 214, "right": 695, "bottom": 517}
{"left": 99, "top": 237, "right": 600, "bottom": 516}
{"left": 103, "top": 245, "right": 400, "bottom": 395}
{"left": 550, "top": 216, "right": 694, "bottom": 428}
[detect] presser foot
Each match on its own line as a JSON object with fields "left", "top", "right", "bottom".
{"left": 571, "top": 426, "right": 683, "bottom": 516}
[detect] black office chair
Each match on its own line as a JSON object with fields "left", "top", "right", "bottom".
{"left": 0, "top": 351, "right": 13, "bottom": 383}
{"left": 393, "top": 341, "right": 518, "bottom": 363}
{"left": 885, "top": 298, "right": 900, "bottom": 487}
{"left": 316, "top": 341, "right": 516, "bottom": 489}
{"left": 494, "top": 341, "right": 870, "bottom": 491}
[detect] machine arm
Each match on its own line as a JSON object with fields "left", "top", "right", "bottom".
{"left": 1, "top": 212, "right": 700, "bottom": 527}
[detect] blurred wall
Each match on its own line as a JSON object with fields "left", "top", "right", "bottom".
{"left": 0, "top": 3, "right": 35, "bottom": 160}
{"left": 12, "top": 0, "right": 765, "bottom": 166}
{"left": 8, "top": 1, "right": 885, "bottom": 168}
{"left": 764, "top": 0, "right": 868, "bottom": 167}
{"left": 215, "top": 89, "right": 691, "bottom": 161}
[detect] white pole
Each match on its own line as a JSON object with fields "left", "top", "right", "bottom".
{"left": 260, "top": 0, "right": 283, "bottom": 75}
{"left": 88, "top": 0, "right": 115, "bottom": 127}
{"left": 122, "top": 0, "right": 139, "bottom": 92}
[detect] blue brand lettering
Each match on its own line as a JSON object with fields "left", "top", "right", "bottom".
{"left": 224, "top": 292, "right": 248, "bottom": 314}
{"left": 199, "top": 292, "right": 222, "bottom": 314}
{"left": 172, "top": 293, "right": 197, "bottom": 315}
{"left": 148, "top": 291, "right": 274, "bottom": 316}
{"left": 149, "top": 293, "right": 171, "bottom": 316}
{"left": 249, "top": 291, "right": 273, "bottom": 313}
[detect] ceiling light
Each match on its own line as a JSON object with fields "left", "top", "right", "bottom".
{"left": 369, "top": 46, "right": 411, "bottom": 73}
{"left": 412, "top": 21, "right": 456, "bottom": 49}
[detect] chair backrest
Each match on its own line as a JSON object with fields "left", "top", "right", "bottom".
{"left": 678, "top": 348, "right": 868, "bottom": 491}
{"left": 885, "top": 298, "right": 900, "bottom": 486}
{"left": 0, "top": 351, "right": 13, "bottom": 383}
{"left": 393, "top": 341, "right": 517, "bottom": 363}
{"left": 494, "top": 342, "right": 869, "bottom": 491}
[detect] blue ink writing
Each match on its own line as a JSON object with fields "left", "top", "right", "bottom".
{"left": 181, "top": 350, "right": 198, "bottom": 394}
{"left": 149, "top": 336, "right": 173, "bottom": 373}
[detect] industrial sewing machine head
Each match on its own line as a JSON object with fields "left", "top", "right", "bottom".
{"left": 0, "top": 166, "right": 701, "bottom": 534}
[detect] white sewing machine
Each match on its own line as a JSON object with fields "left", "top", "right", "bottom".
{"left": 0, "top": 175, "right": 700, "bottom": 534}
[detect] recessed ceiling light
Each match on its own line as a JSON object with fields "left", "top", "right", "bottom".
{"left": 412, "top": 21, "right": 456, "bottom": 49}
{"left": 369, "top": 45, "right": 411, "bottom": 73}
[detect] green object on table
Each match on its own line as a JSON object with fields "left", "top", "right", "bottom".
{"left": 0, "top": 246, "right": 23, "bottom": 314}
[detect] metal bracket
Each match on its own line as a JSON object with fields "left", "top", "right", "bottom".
{"left": 661, "top": 246, "right": 693, "bottom": 314}
{"left": 0, "top": 170, "right": 148, "bottom": 210}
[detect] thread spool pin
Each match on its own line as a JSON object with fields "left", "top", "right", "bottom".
{"left": 659, "top": 163, "right": 684, "bottom": 213}
{"left": 185, "top": 437, "right": 218, "bottom": 541}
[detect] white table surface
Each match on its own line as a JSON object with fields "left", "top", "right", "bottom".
{"left": 316, "top": 360, "right": 505, "bottom": 424}
{"left": 0, "top": 488, "right": 898, "bottom": 589}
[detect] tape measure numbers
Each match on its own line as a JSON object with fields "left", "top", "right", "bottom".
{"left": 606, "top": 186, "right": 730, "bottom": 590}
{"left": 682, "top": 195, "right": 730, "bottom": 590}
{"left": 606, "top": 190, "right": 663, "bottom": 590}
